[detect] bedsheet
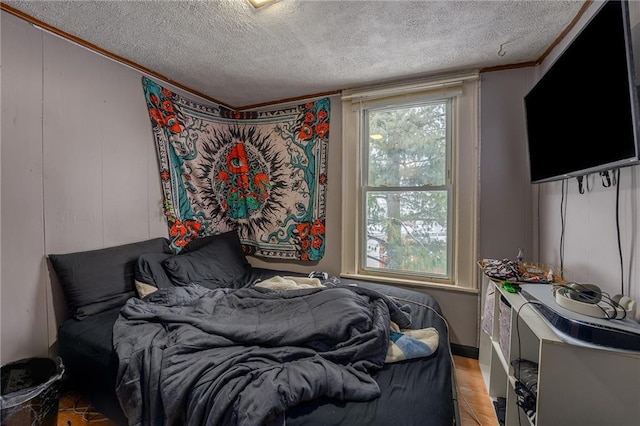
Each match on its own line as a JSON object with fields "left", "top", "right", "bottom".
{"left": 58, "top": 269, "right": 454, "bottom": 426}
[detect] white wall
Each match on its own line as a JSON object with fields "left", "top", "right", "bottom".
{"left": 2, "top": 12, "right": 48, "bottom": 363}
{"left": 0, "top": 12, "right": 169, "bottom": 364}
{"left": 536, "top": 1, "right": 640, "bottom": 304}
{"left": 538, "top": 172, "right": 640, "bottom": 302}
{"left": 479, "top": 68, "right": 535, "bottom": 262}
{"left": 1, "top": 11, "right": 482, "bottom": 364}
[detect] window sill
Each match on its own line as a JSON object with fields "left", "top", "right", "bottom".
{"left": 339, "top": 272, "right": 478, "bottom": 294}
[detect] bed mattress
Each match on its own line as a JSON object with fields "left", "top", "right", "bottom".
{"left": 58, "top": 271, "right": 454, "bottom": 425}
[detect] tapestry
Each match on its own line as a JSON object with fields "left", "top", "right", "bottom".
{"left": 142, "top": 77, "right": 329, "bottom": 260}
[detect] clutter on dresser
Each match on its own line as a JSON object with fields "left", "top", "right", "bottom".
{"left": 478, "top": 251, "right": 558, "bottom": 284}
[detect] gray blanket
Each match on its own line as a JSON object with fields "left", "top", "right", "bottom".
{"left": 113, "top": 284, "right": 412, "bottom": 426}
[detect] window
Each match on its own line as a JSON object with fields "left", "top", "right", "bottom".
{"left": 341, "top": 74, "right": 479, "bottom": 289}
{"left": 364, "top": 101, "right": 452, "bottom": 279}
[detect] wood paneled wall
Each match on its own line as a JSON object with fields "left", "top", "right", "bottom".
{"left": 1, "top": 13, "right": 168, "bottom": 363}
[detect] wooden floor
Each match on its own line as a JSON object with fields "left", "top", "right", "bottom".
{"left": 57, "top": 355, "right": 497, "bottom": 426}
{"left": 57, "top": 393, "right": 119, "bottom": 426}
{"left": 453, "top": 355, "right": 499, "bottom": 426}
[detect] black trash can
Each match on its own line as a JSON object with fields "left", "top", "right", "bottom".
{"left": 0, "top": 357, "right": 65, "bottom": 426}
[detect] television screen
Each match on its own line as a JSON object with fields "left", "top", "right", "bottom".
{"left": 525, "top": 0, "right": 640, "bottom": 183}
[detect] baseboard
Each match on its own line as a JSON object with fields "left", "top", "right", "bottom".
{"left": 450, "top": 343, "right": 479, "bottom": 359}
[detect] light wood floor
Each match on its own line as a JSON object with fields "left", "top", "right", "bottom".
{"left": 57, "top": 393, "right": 119, "bottom": 426}
{"left": 57, "top": 355, "right": 497, "bottom": 426}
{"left": 453, "top": 355, "right": 499, "bottom": 426}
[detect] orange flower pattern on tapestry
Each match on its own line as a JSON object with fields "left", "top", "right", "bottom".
{"left": 142, "top": 77, "right": 329, "bottom": 260}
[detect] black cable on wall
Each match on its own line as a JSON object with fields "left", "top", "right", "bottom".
{"left": 615, "top": 168, "right": 624, "bottom": 295}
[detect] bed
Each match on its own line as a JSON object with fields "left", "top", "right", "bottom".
{"left": 49, "top": 232, "right": 457, "bottom": 426}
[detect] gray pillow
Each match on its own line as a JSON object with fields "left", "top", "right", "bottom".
{"left": 163, "top": 231, "right": 252, "bottom": 289}
{"left": 181, "top": 230, "right": 242, "bottom": 253}
{"left": 133, "top": 253, "right": 174, "bottom": 298}
{"left": 49, "top": 237, "right": 171, "bottom": 320}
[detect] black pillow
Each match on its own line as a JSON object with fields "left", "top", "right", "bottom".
{"left": 49, "top": 237, "right": 171, "bottom": 320}
{"left": 133, "top": 253, "right": 175, "bottom": 298}
{"left": 163, "top": 231, "right": 252, "bottom": 289}
{"left": 181, "top": 230, "right": 241, "bottom": 253}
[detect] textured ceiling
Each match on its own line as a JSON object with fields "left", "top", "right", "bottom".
{"left": 5, "top": 0, "right": 586, "bottom": 108}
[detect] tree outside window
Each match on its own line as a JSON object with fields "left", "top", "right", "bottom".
{"left": 363, "top": 101, "right": 452, "bottom": 279}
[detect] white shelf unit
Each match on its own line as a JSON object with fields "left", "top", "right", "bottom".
{"left": 478, "top": 274, "right": 640, "bottom": 426}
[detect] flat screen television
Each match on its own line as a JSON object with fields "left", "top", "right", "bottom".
{"left": 524, "top": 0, "right": 640, "bottom": 184}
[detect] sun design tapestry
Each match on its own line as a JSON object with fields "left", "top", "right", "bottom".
{"left": 142, "top": 77, "right": 329, "bottom": 260}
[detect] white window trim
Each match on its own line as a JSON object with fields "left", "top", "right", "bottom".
{"left": 340, "top": 73, "right": 479, "bottom": 290}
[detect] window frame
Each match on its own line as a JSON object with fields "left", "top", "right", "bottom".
{"left": 361, "top": 99, "right": 454, "bottom": 280}
{"left": 340, "top": 74, "right": 479, "bottom": 290}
